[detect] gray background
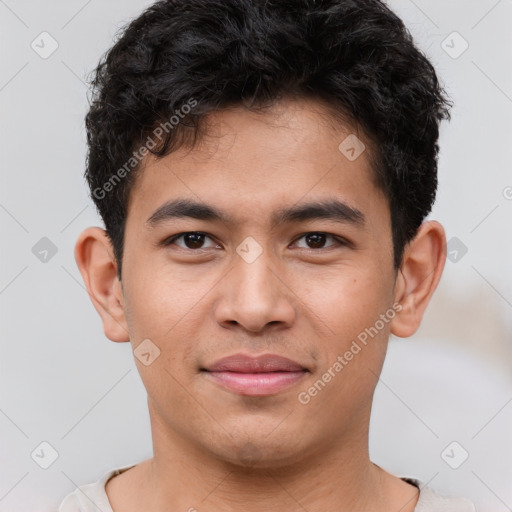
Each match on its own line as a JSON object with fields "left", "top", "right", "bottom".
{"left": 1, "top": 0, "right": 511, "bottom": 510}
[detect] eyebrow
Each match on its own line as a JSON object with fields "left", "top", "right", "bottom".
{"left": 146, "top": 198, "right": 365, "bottom": 229}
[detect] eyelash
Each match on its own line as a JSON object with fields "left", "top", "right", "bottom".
{"left": 163, "top": 231, "right": 348, "bottom": 251}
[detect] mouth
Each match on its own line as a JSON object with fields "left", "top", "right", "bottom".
{"left": 200, "top": 353, "right": 309, "bottom": 396}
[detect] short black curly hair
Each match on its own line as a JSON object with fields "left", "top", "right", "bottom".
{"left": 85, "top": 0, "right": 451, "bottom": 279}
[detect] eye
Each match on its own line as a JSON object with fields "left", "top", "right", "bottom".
{"left": 165, "top": 231, "right": 221, "bottom": 250}
{"left": 292, "top": 232, "right": 345, "bottom": 250}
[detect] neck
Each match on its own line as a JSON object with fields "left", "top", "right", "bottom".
{"left": 140, "top": 404, "right": 387, "bottom": 512}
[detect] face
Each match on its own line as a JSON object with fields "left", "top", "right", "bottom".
{"left": 120, "top": 97, "right": 399, "bottom": 467}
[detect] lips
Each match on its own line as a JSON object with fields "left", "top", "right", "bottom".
{"left": 203, "top": 353, "right": 307, "bottom": 373}
{"left": 201, "top": 353, "right": 308, "bottom": 396}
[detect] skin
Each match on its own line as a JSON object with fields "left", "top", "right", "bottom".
{"left": 75, "top": 97, "right": 446, "bottom": 512}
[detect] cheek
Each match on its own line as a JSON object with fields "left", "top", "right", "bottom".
{"left": 291, "top": 263, "right": 393, "bottom": 339}
{"left": 122, "top": 262, "right": 216, "bottom": 340}
{"left": 122, "top": 266, "right": 216, "bottom": 382}
{"left": 292, "top": 263, "right": 394, "bottom": 403}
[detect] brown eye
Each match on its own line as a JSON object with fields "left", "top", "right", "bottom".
{"left": 294, "top": 232, "right": 341, "bottom": 249}
{"left": 167, "top": 232, "right": 220, "bottom": 250}
{"left": 305, "top": 233, "right": 327, "bottom": 248}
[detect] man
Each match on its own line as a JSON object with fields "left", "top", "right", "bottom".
{"left": 59, "top": 0, "right": 476, "bottom": 510}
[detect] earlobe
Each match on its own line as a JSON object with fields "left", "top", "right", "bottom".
{"left": 74, "top": 227, "right": 130, "bottom": 343}
{"left": 390, "top": 221, "right": 446, "bottom": 338}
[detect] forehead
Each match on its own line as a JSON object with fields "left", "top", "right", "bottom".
{"left": 126, "top": 97, "right": 387, "bottom": 228}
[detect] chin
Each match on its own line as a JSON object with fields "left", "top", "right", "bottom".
{"left": 207, "top": 432, "right": 311, "bottom": 470}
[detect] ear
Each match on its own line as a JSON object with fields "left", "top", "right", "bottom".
{"left": 390, "top": 220, "right": 446, "bottom": 338}
{"left": 74, "top": 227, "right": 130, "bottom": 342}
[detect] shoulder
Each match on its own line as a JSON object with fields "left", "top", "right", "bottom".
{"left": 401, "top": 477, "right": 476, "bottom": 512}
{"left": 58, "top": 464, "right": 136, "bottom": 512}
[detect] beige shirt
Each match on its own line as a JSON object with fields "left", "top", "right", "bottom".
{"left": 58, "top": 464, "right": 476, "bottom": 512}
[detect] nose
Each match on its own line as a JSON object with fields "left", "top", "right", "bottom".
{"left": 214, "top": 250, "right": 296, "bottom": 333}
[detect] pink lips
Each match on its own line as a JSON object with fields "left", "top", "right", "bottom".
{"left": 202, "top": 353, "right": 308, "bottom": 396}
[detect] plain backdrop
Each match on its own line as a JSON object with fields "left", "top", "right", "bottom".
{"left": 1, "top": 1, "right": 511, "bottom": 511}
